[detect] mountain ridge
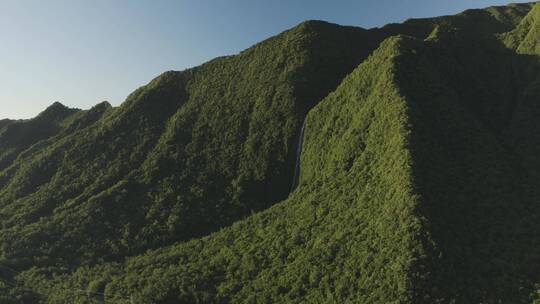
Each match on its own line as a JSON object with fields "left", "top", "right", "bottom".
{"left": 1, "top": 2, "right": 540, "bottom": 303}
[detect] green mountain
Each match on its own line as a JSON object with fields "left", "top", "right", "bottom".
{"left": 0, "top": 102, "right": 81, "bottom": 171}
{"left": 1, "top": 2, "right": 540, "bottom": 303}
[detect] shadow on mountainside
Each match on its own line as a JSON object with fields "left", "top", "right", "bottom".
{"left": 399, "top": 20, "right": 540, "bottom": 302}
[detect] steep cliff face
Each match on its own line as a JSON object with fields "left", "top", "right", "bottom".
{"left": 504, "top": 2, "right": 540, "bottom": 53}
{"left": 1, "top": 2, "right": 540, "bottom": 304}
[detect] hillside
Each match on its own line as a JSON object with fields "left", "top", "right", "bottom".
{"left": 1, "top": 2, "right": 540, "bottom": 303}
{"left": 0, "top": 102, "right": 81, "bottom": 171}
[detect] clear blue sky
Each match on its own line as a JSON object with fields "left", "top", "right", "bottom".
{"left": 0, "top": 0, "right": 532, "bottom": 119}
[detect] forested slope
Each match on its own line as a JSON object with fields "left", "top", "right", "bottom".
{"left": 0, "top": 102, "right": 81, "bottom": 171}
{"left": 1, "top": 2, "right": 539, "bottom": 303}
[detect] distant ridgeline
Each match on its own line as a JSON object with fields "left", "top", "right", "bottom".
{"left": 1, "top": 2, "right": 540, "bottom": 303}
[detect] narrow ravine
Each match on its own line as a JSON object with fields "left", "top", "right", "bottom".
{"left": 290, "top": 118, "right": 307, "bottom": 193}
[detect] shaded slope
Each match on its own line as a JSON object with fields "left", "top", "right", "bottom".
{"left": 0, "top": 102, "right": 80, "bottom": 171}
{"left": 392, "top": 6, "right": 540, "bottom": 300}
{"left": 0, "top": 71, "right": 188, "bottom": 268}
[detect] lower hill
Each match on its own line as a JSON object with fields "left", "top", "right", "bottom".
{"left": 0, "top": 102, "right": 81, "bottom": 171}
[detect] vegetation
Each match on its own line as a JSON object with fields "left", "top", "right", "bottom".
{"left": 0, "top": 102, "right": 80, "bottom": 171}
{"left": 1, "top": 2, "right": 539, "bottom": 303}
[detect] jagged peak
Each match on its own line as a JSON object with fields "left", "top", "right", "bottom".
{"left": 42, "top": 101, "right": 68, "bottom": 112}
{"left": 59, "top": 100, "right": 112, "bottom": 133}
{"left": 36, "top": 101, "right": 80, "bottom": 122}
{"left": 237, "top": 19, "right": 366, "bottom": 58}
{"left": 82, "top": 101, "right": 112, "bottom": 118}
{"left": 291, "top": 19, "right": 366, "bottom": 35}
{"left": 295, "top": 19, "right": 345, "bottom": 29}
{"left": 93, "top": 100, "right": 112, "bottom": 110}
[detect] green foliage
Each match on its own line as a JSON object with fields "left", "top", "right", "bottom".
{"left": 503, "top": 2, "right": 540, "bottom": 53}
{"left": 0, "top": 102, "right": 80, "bottom": 171}
{"left": 1, "top": 2, "right": 540, "bottom": 303}
{"left": 2, "top": 20, "right": 404, "bottom": 273}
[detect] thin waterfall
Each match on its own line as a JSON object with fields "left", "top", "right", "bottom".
{"left": 290, "top": 118, "right": 307, "bottom": 193}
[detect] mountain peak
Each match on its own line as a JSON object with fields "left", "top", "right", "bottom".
{"left": 94, "top": 100, "right": 112, "bottom": 109}
{"left": 36, "top": 101, "right": 79, "bottom": 121}
{"left": 44, "top": 101, "right": 67, "bottom": 111}
{"left": 293, "top": 19, "right": 366, "bottom": 33}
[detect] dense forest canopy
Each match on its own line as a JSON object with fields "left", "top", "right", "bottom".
{"left": 1, "top": 2, "right": 540, "bottom": 303}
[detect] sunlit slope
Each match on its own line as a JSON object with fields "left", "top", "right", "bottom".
{"left": 37, "top": 35, "right": 426, "bottom": 304}
{"left": 504, "top": 2, "right": 540, "bottom": 53}
{"left": 0, "top": 21, "right": 389, "bottom": 273}
{"left": 74, "top": 3, "right": 540, "bottom": 303}
{"left": 1, "top": 2, "right": 539, "bottom": 303}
